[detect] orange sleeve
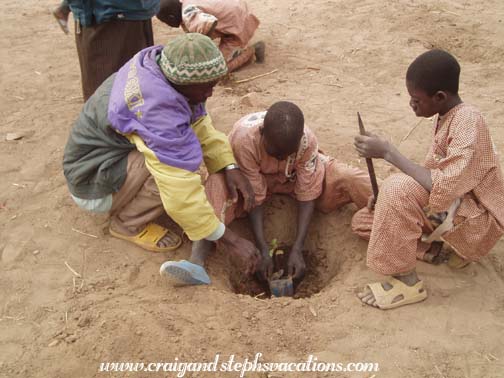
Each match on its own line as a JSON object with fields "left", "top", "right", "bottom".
{"left": 294, "top": 130, "right": 325, "bottom": 201}
{"left": 229, "top": 121, "right": 268, "bottom": 205}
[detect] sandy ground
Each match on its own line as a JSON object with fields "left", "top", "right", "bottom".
{"left": 1, "top": 0, "right": 504, "bottom": 377}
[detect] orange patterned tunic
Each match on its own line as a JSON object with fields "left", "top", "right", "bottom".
{"left": 425, "top": 103, "right": 504, "bottom": 260}
{"left": 352, "top": 103, "right": 504, "bottom": 275}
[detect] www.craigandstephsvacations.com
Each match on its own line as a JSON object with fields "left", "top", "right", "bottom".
{"left": 99, "top": 353, "right": 380, "bottom": 377}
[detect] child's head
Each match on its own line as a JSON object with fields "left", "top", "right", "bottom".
{"left": 406, "top": 49, "right": 460, "bottom": 117}
{"left": 157, "top": 0, "right": 183, "bottom": 27}
{"left": 261, "top": 101, "right": 304, "bottom": 160}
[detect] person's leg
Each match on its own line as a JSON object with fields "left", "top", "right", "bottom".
{"left": 160, "top": 172, "right": 244, "bottom": 285}
{"left": 351, "top": 207, "right": 374, "bottom": 240}
{"left": 189, "top": 172, "right": 244, "bottom": 264}
{"left": 219, "top": 36, "right": 264, "bottom": 73}
{"left": 75, "top": 19, "right": 154, "bottom": 101}
{"left": 53, "top": 0, "right": 70, "bottom": 34}
{"left": 316, "top": 157, "right": 373, "bottom": 213}
{"left": 110, "top": 151, "right": 180, "bottom": 250}
{"left": 356, "top": 174, "right": 433, "bottom": 309}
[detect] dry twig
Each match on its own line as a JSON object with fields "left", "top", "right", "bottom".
{"left": 233, "top": 69, "right": 279, "bottom": 84}
{"left": 64, "top": 261, "right": 81, "bottom": 278}
{"left": 71, "top": 227, "right": 98, "bottom": 238}
{"left": 401, "top": 118, "right": 424, "bottom": 142}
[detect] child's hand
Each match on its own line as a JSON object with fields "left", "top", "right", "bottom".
{"left": 354, "top": 132, "right": 392, "bottom": 160}
{"left": 367, "top": 195, "right": 376, "bottom": 212}
{"left": 256, "top": 251, "right": 274, "bottom": 281}
{"left": 287, "top": 245, "right": 306, "bottom": 281}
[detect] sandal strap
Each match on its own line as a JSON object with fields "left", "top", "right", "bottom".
{"left": 367, "top": 278, "right": 425, "bottom": 308}
{"left": 137, "top": 223, "right": 176, "bottom": 245}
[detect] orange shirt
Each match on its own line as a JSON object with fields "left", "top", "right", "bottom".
{"left": 181, "top": 0, "right": 259, "bottom": 47}
{"left": 229, "top": 112, "right": 325, "bottom": 205}
{"left": 425, "top": 103, "right": 504, "bottom": 226}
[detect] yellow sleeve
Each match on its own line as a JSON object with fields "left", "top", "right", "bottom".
{"left": 192, "top": 115, "right": 236, "bottom": 174}
{"left": 127, "top": 134, "right": 221, "bottom": 241}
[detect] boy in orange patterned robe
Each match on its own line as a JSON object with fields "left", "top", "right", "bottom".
{"left": 352, "top": 49, "right": 504, "bottom": 310}
{"left": 203, "top": 102, "right": 372, "bottom": 282}
{"left": 157, "top": 0, "right": 264, "bottom": 72}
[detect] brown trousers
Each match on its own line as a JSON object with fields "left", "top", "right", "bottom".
{"left": 109, "top": 151, "right": 163, "bottom": 235}
{"left": 75, "top": 19, "right": 154, "bottom": 101}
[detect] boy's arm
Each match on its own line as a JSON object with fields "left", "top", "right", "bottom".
{"left": 354, "top": 133, "right": 433, "bottom": 191}
{"left": 383, "top": 145, "right": 433, "bottom": 191}
{"left": 182, "top": 5, "right": 218, "bottom": 36}
{"left": 293, "top": 200, "right": 315, "bottom": 250}
{"left": 355, "top": 112, "right": 486, "bottom": 212}
{"left": 287, "top": 132, "right": 321, "bottom": 280}
{"left": 249, "top": 203, "right": 274, "bottom": 280}
{"left": 249, "top": 204, "right": 268, "bottom": 254}
{"left": 229, "top": 129, "right": 269, "bottom": 207}
{"left": 288, "top": 200, "right": 314, "bottom": 280}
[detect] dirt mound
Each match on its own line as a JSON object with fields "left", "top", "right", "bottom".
{"left": 2, "top": 1, "right": 504, "bottom": 377}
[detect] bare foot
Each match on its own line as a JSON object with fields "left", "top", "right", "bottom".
{"left": 422, "top": 241, "right": 448, "bottom": 264}
{"left": 52, "top": 4, "right": 70, "bottom": 34}
{"left": 155, "top": 232, "right": 180, "bottom": 248}
{"left": 253, "top": 41, "right": 266, "bottom": 63}
{"left": 53, "top": 4, "right": 70, "bottom": 21}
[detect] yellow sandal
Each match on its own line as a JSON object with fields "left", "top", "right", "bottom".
{"left": 109, "top": 223, "right": 182, "bottom": 253}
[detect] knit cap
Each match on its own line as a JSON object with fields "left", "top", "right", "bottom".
{"left": 159, "top": 33, "right": 228, "bottom": 85}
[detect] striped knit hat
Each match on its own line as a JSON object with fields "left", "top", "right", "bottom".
{"left": 159, "top": 33, "right": 228, "bottom": 85}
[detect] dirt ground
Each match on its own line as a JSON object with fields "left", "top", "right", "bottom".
{"left": 2, "top": 0, "right": 504, "bottom": 377}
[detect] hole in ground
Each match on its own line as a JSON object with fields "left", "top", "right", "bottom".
{"left": 219, "top": 195, "right": 364, "bottom": 299}
{"left": 229, "top": 244, "right": 327, "bottom": 298}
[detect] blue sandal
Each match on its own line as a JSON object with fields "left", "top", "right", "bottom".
{"left": 159, "top": 260, "right": 211, "bottom": 286}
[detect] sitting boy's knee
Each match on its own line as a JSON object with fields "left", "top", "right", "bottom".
{"left": 205, "top": 172, "right": 227, "bottom": 188}
{"left": 204, "top": 173, "right": 229, "bottom": 198}
{"left": 351, "top": 208, "right": 373, "bottom": 240}
{"left": 381, "top": 173, "right": 423, "bottom": 199}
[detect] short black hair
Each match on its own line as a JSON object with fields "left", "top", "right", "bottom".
{"left": 157, "top": 0, "right": 182, "bottom": 26}
{"left": 263, "top": 101, "right": 304, "bottom": 149}
{"left": 406, "top": 49, "right": 460, "bottom": 96}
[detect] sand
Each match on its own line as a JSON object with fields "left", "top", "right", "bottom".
{"left": 1, "top": 0, "right": 504, "bottom": 377}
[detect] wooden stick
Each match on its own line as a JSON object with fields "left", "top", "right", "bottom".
{"left": 323, "top": 83, "right": 343, "bottom": 88}
{"left": 71, "top": 227, "right": 98, "bottom": 239}
{"left": 233, "top": 69, "right": 279, "bottom": 84}
{"left": 64, "top": 261, "right": 82, "bottom": 278}
{"left": 357, "top": 112, "right": 379, "bottom": 199}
